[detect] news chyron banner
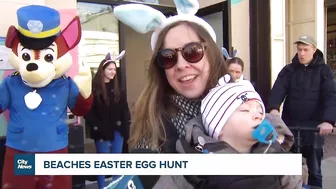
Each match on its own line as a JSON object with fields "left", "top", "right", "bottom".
{"left": 14, "top": 154, "right": 302, "bottom": 176}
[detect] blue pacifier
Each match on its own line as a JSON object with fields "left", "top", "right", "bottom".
{"left": 252, "top": 119, "right": 277, "bottom": 144}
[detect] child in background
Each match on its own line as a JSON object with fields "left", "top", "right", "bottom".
{"left": 176, "top": 74, "right": 303, "bottom": 189}
{"left": 222, "top": 47, "right": 258, "bottom": 90}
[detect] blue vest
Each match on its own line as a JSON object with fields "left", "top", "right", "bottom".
{"left": 0, "top": 74, "right": 79, "bottom": 152}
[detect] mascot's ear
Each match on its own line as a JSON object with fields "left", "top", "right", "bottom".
{"left": 61, "top": 16, "right": 82, "bottom": 50}
{"left": 5, "top": 26, "right": 18, "bottom": 48}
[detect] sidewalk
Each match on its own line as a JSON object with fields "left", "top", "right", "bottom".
{"left": 322, "top": 157, "right": 336, "bottom": 189}
{"left": 322, "top": 134, "right": 336, "bottom": 189}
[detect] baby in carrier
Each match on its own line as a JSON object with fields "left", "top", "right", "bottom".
{"left": 176, "top": 74, "right": 304, "bottom": 189}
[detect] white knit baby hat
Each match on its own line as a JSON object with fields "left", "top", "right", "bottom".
{"left": 113, "top": 0, "right": 216, "bottom": 51}
{"left": 201, "top": 74, "right": 266, "bottom": 140}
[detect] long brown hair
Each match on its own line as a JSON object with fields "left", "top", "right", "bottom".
{"left": 128, "top": 21, "right": 227, "bottom": 150}
{"left": 93, "top": 59, "right": 120, "bottom": 104}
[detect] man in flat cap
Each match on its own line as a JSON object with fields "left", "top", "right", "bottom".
{"left": 267, "top": 35, "right": 336, "bottom": 188}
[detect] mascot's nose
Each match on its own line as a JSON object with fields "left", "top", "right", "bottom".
{"left": 26, "top": 63, "right": 38, "bottom": 72}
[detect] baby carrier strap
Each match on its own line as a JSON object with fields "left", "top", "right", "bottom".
{"left": 183, "top": 175, "right": 206, "bottom": 189}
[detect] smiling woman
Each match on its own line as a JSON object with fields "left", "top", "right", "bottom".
{"left": 113, "top": 1, "right": 227, "bottom": 151}
{"left": 110, "top": 1, "right": 227, "bottom": 188}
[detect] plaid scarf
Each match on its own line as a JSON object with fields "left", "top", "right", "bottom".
{"left": 135, "top": 95, "right": 201, "bottom": 150}
{"left": 171, "top": 95, "right": 201, "bottom": 138}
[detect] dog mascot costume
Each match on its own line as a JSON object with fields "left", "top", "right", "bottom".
{"left": 0, "top": 5, "right": 93, "bottom": 189}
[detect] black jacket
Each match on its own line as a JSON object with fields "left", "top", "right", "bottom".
{"left": 268, "top": 50, "right": 336, "bottom": 127}
{"left": 84, "top": 81, "right": 130, "bottom": 142}
{"left": 268, "top": 50, "right": 336, "bottom": 146}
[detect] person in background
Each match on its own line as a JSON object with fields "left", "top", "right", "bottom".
{"left": 222, "top": 47, "right": 257, "bottom": 89}
{"left": 227, "top": 57, "right": 244, "bottom": 81}
{"left": 84, "top": 51, "right": 130, "bottom": 189}
{"left": 222, "top": 47, "right": 242, "bottom": 81}
{"left": 268, "top": 35, "right": 336, "bottom": 188}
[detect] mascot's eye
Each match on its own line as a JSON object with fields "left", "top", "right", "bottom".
{"left": 44, "top": 54, "right": 54, "bottom": 62}
{"left": 22, "top": 53, "right": 31, "bottom": 61}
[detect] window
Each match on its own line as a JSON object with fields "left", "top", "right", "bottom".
{"left": 77, "top": 2, "right": 120, "bottom": 73}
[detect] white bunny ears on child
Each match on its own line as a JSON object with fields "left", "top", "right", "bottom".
{"left": 113, "top": 0, "right": 216, "bottom": 51}
{"left": 222, "top": 47, "right": 238, "bottom": 60}
{"left": 103, "top": 50, "right": 126, "bottom": 66}
{"left": 217, "top": 74, "right": 250, "bottom": 86}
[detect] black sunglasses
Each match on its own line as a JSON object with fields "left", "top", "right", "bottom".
{"left": 156, "top": 42, "right": 206, "bottom": 69}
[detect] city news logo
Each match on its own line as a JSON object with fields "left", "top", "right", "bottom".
{"left": 14, "top": 154, "right": 35, "bottom": 175}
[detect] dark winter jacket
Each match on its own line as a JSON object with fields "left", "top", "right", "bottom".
{"left": 268, "top": 49, "right": 336, "bottom": 128}
{"left": 84, "top": 81, "right": 130, "bottom": 142}
{"left": 268, "top": 50, "right": 336, "bottom": 146}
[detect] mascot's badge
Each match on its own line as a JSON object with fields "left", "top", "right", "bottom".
{"left": 24, "top": 90, "right": 42, "bottom": 110}
{"left": 27, "top": 20, "right": 43, "bottom": 34}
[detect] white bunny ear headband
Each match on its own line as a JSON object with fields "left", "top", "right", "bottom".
{"left": 113, "top": 0, "right": 216, "bottom": 51}
{"left": 217, "top": 74, "right": 251, "bottom": 87}
{"left": 222, "top": 47, "right": 239, "bottom": 60}
{"left": 103, "top": 50, "right": 126, "bottom": 66}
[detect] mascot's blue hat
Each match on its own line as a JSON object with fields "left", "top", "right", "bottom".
{"left": 17, "top": 5, "right": 61, "bottom": 39}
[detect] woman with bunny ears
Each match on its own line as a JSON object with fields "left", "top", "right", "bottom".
{"left": 222, "top": 47, "right": 244, "bottom": 82}
{"left": 84, "top": 50, "right": 130, "bottom": 189}
{"left": 114, "top": 0, "right": 227, "bottom": 152}
{"left": 222, "top": 47, "right": 258, "bottom": 90}
{"left": 111, "top": 1, "right": 304, "bottom": 188}
{"left": 112, "top": 1, "right": 228, "bottom": 187}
